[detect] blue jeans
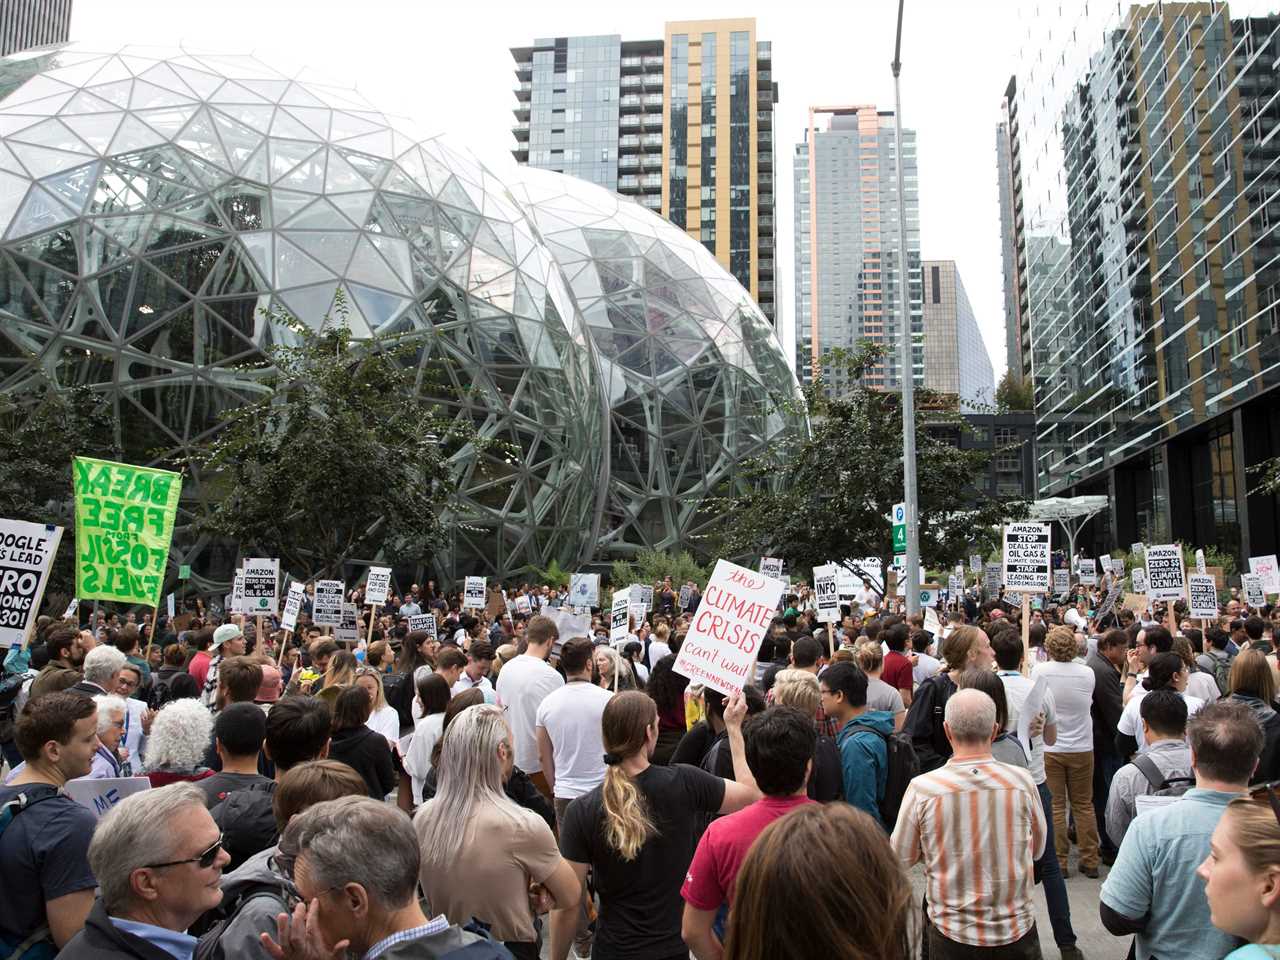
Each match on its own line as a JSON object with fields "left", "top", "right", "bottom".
{"left": 1037, "top": 780, "right": 1076, "bottom": 947}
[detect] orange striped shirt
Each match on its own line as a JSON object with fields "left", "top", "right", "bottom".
{"left": 890, "top": 757, "right": 1046, "bottom": 947}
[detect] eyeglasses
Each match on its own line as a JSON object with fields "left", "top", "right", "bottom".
{"left": 144, "top": 834, "right": 224, "bottom": 870}
{"left": 1249, "top": 781, "right": 1280, "bottom": 829}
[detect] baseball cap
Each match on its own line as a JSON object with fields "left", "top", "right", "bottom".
{"left": 211, "top": 622, "right": 243, "bottom": 649}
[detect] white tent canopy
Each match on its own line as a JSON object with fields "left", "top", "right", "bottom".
{"left": 1027, "top": 496, "right": 1110, "bottom": 563}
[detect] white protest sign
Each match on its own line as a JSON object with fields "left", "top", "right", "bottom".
{"left": 759, "top": 557, "right": 783, "bottom": 579}
{"left": 65, "top": 776, "right": 150, "bottom": 818}
{"left": 1100, "top": 554, "right": 1113, "bottom": 576}
{"left": 610, "top": 588, "right": 630, "bottom": 645}
{"left": 1077, "top": 558, "right": 1097, "bottom": 586}
{"left": 313, "top": 580, "right": 343, "bottom": 627}
{"left": 969, "top": 554, "right": 984, "bottom": 573}
{"left": 1145, "top": 544, "right": 1185, "bottom": 601}
{"left": 948, "top": 574, "right": 964, "bottom": 598}
{"left": 1003, "top": 522, "right": 1051, "bottom": 593}
{"left": 166, "top": 593, "right": 175, "bottom": 620}
{"left": 1016, "top": 676, "right": 1047, "bottom": 758}
{"left": 515, "top": 594, "right": 532, "bottom": 615}
{"left": 1110, "top": 557, "right": 1126, "bottom": 578}
{"left": 679, "top": 584, "right": 692, "bottom": 610}
{"left": 1095, "top": 585, "right": 1122, "bottom": 621}
{"left": 241, "top": 558, "right": 279, "bottom": 615}
{"left": 1131, "top": 542, "right": 1146, "bottom": 561}
{"left": 923, "top": 606, "right": 943, "bottom": 636}
{"left": 627, "top": 585, "right": 647, "bottom": 630}
{"left": 1052, "top": 568, "right": 1070, "bottom": 598}
{"left": 673, "top": 559, "right": 784, "bottom": 695}
{"left": 546, "top": 609, "right": 591, "bottom": 642}
{"left": 984, "top": 565, "right": 1002, "bottom": 597}
{"left": 1249, "top": 555, "right": 1280, "bottom": 595}
{"left": 1243, "top": 574, "right": 1267, "bottom": 609}
{"left": 63, "top": 598, "right": 78, "bottom": 620}
{"left": 1186, "top": 574, "right": 1219, "bottom": 620}
{"left": 639, "top": 585, "right": 654, "bottom": 610}
{"left": 836, "top": 565, "right": 857, "bottom": 603}
{"left": 336, "top": 603, "right": 360, "bottom": 644}
{"left": 463, "top": 576, "right": 487, "bottom": 610}
{"left": 1131, "top": 567, "right": 1148, "bottom": 595}
{"left": 364, "top": 566, "right": 392, "bottom": 606}
{"left": 813, "top": 564, "right": 839, "bottom": 623}
{"left": 408, "top": 613, "right": 437, "bottom": 640}
{"left": 1194, "top": 549, "right": 1206, "bottom": 575}
{"left": 0, "top": 519, "right": 63, "bottom": 648}
{"left": 569, "top": 573, "right": 599, "bottom": 608}
{"left": 231, "top": 570, "right": 245, "bottom": 615}
{"left": 280, "top": 581, "right": 306, "bottom": 633}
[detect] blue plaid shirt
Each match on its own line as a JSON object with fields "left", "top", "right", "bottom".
{"left": 363, "top": 916, "right": 451, "bottom": 960}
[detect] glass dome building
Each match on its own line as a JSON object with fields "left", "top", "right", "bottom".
{"left": 0, "top": 45, "right": 802, "bottom": 587}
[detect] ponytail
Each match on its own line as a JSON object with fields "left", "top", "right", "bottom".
{"left": 600, "top": 690, "right": 660, "bottom": 861}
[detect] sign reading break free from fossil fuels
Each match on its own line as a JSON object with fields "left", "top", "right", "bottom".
{"left": 674, "top": 559, "right": 785, "bottom": 696}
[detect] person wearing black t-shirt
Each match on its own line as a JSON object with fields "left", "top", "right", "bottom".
{"left": 551, "top": 689, "right": 760, "bottom": 960}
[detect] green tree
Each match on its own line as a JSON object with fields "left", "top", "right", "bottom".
{"left": 1250, "top": 457, "right": 1280, "bottom": 497}
{"left": 995, "top": 370, "right": 1035, "bottom": 412}
{"left": 711, "top": 344, "right": 1026, "bottom": 590}
{"left": 610, "top": 548, "right": 711, "bottom": 591}
{"left": 528, "top": 558, "right": 571, "bottom": 590}
{"left": 0, "top": 376, "right": 118, "bottom": 601}
{"left": 194, "top": 296, "right": 490, "bottom": 581}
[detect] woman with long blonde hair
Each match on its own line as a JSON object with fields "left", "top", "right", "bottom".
{"left": 549, "top": 690, "right": 760, "bottom": 960}
{"left": 1198, "top": 788, "right": 1280, "bottom": 957}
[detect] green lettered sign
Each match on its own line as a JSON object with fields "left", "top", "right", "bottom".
{"left": 73, "top": 456, "right": 181, "bottom": 607}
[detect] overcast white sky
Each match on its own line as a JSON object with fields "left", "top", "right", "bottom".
{"left": 71, "top": 0, "right": 1026, "bottom": 378}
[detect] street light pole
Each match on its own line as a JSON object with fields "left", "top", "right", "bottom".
{"left": 892, "top": 0, "right": 921, "bottom": 616}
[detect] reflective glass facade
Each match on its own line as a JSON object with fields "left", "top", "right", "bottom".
{"left": 1008, "top": 1, "right": 1280, "bottom": 559}
{"left": 922, "top": 261, "right": 995, "bottom": 410}
{"left": 0, "top": 46, "right": 803, "bottom": 588}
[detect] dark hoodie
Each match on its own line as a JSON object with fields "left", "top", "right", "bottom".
{"left": 1231, "top": 693, "right": 1280, "bottom": 783}
{"left": 211, "top": 780, "right": 278, "bottom": 872}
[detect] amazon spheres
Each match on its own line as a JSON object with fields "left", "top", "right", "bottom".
{"left": 0, "top": 46, "right": 804, "bottom": 590}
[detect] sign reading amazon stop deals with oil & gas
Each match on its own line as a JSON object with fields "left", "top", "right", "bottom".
{"left": 673, "top": 559, "right": 784, "bottom": 696}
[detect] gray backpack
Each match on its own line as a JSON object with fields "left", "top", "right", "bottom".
{"left": 1132, "top": 754, "right": 1194, "bottom": 798}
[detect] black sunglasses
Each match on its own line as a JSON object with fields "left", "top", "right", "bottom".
{"left": 144, "top": 834, "right": 224, "bottom": 870}
{"left": 1249, "top": 782, "right": 1280, "bottom": 829}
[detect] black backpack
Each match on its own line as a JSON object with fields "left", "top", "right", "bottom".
{"left": 848, "top": 723, "right": 921, "bottom": 827}
{"left": 191, "top": 880, "right": 282, "bottom": 960}
{"left": 0, "top": 670, "right": 29, "bottom": 744}
{"left": 1132, "top": 754, "right": 1195, "bottom": 799}
{"left": 383, "top": 672, "right": 414, "bottom": 730}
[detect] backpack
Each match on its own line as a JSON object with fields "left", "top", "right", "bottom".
{"left": 383, "top": 672, "right": 414, "bottom": 730}
{"left": 1211, "top": 656, "right": 1233, "bottom": 697}
{"left": 0, "top": 671, "right": 29, "bottom": 743}
{"left": 191, "top": 880, "right": 282, "bottom": 960}
{"left": 1132, "top": 753, "right": 1195, "bottom": 799}
{"left": 0, "top": 785, "right": 61, "bottom": 960}
{"left": 849, "top": 724, "right": 921, "bottom": 827}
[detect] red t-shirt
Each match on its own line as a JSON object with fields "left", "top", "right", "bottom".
{"left": 681, "top": 794, "right": 814, "bottom": 910}
{"left": 882, "top": 650, "right": 914, "bottom": 693}
{"left": 188, "top": 650, "right": 211, "bottom": 691}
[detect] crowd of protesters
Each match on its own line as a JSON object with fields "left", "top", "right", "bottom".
{"left": 2, "top": 567, "right": 1280, "bottom": 959}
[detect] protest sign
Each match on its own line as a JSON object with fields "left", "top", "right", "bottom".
{"left": 1077, "top": 558, "right": 1097, "bottom": 586}
{"left": 1003, "top": 522, "right": 1051, "bottom": 593}
{"left": 626, "top": 585, "right": 647, "bottom": 629}
{"left": 969, "top": 554, "right": 983, "bottom": 573}
{"left": 984, "top": 565, "right": 1001, "bottom": 597}
{"left": 759, "top": 557, "right": 783, "bottom": 579}
{"left": 280, "top": 581, "right": 305, "bottom": 633}
{"left": 1052, "top": 568, "right": 1070, "bottom": 598}
{"left": 365, "top": 566, "right": 392, "bottom": 606}
{"left": 1123, "top": 593, "right": 1149, "bottom": 614}
{"left": 1249, "top": 555, "right": 1280, "bottom": 595}
{"left": 336, "top": 603, "right": 359, "bottom": 644}
{"left": 1095, "top": 586, "right": 1122, "bottom": 621}
{"left": 919, "top": 586, "right": 942, "bottom": 609}
{"left": 639, "top": 585, "right": 654, "bottom": 610}
{"left": 546, "top": 609, "right": 591, "bottom": 642}
{"left": 1131, "top": 542, "right": 1145, "bottom": 561}
{"left": 1186, "top": 574, "right": 1219, "bottom": 620}
{"left": 166, "top": 593, "right": 175, "bottom": 620}
{"left": 679, "top": 584, "right": 692, "bottom": 610}
{"left": 515, "top": 594, "right": 532, "bottom": 615}
{"left": 813, "top": 564, "right": 839, "bottom": 623}
{"left": 1145, "top": 544, "right": 1185, "bottom": 601}
{"left": 463, "top": 576, "right": 487, "bottom": 610}
{"left": 673, "top": 559, "right": 784, "bottom": 695}
{"left": 1194, "top": 549, "right": 1206, "bottom": 575}
{"left": 1100, "top": 554, "right": 1113, "bottom": 577}
{"left": 836, "top": 565, "right": 857, "bottom": 603}
{"left": 313, "top": 580, "right": 343, "bottom": 627}
{"left": 948, "top": 574, "right": 964, "bottom": 599}
{"left": 610, "top": 588, "right": 630, "bottom": 646}
{"left": 569, "top": 573, "right": 599, "bottom": 608}
{"left": 64, "top": 776, "right": 150, "bottom": 818}
{"left": 1131, "top": 567, "right": 1148, "bottom": 595}
{"left": 230, "top": 570, "right": 245, "bottom": 615}
{"left": 73, "top": 457, "right": 181, "bottom": 607}
{"left": 1110, "top": 557, "right": 1126, "bottom": 578}
{"left": 242, "top": 558, "right": 279, "bottom": 615}
{"left": 923, "top": 606, "right": 943, "bottom": 637}
{"left": 1243, "top": 574, "right": 1267, "bottom": 609}
{"left": 408, "top": 613, "right": 437, "bottom": 640}
{"left": 63, "top": 598, "right": 78, "bottom": 620}
{"left": 1016, "top": 677, "right": 1047, "bottom": 758}
{"left": 0, "top": 518, "right": 62, "bottom": 648}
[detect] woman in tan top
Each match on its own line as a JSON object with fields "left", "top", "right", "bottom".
{"left": 414, "top": 703, "right": 579, "bottom": 959}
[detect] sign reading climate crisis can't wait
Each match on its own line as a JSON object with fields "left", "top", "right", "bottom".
{"left": 73, "top": 457, "right": 181, "bottom": 607}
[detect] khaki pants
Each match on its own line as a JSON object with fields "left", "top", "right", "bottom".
{"left": 1043, "top": 751, "right": 1098, "bottom": 871}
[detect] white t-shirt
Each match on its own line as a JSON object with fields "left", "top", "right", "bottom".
{"left": 1185, "top": 671, "right": 1220, "bottom": 705}
{"left": 1118, "top": 688, "right": 1206, "bottom": 752}
{"left": 1031, "top": 660, "right": 1096, "bottom": 753}
{"left": 365, "top": 704, "right": 400, "bottom": 744}
{"left": 451, "top": 674, "right": 494, "bottom": 698}
{"left": 495, "top": 654, "right": 564, "bottom": 773}
{"left": 913, "top": 651, "right": 942, "bottom": 685}
{"left": 403, "top": 712, "right": 445, "bottom": 801}
{"left": 647, "top": 639, "right": 671, "bottom": 668}
{"left": 999, "top": 671, "right": 1057, "bottom": 785}
{"left": 534, "top": 680, "right": 613, "bottom": 799}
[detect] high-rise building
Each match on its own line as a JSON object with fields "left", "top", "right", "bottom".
{"left": 996, "top": 75, "right": 1027, "bottom": 385}
{"left": 510, "top": 18, "right": 778, "bottom": 322}
{"left": 1008, "top": 2, "right": 1280, "bottom": 564}
{"left": 793, "top": 106, "right": 921, "bottom": 395}
{"left": 0, "top": 0, "right": 72, "bottom": 57}
{"left": 922, "top": 260, "right": 995, "bottom": 410}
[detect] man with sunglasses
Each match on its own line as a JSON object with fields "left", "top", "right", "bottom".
{"left": 58, "top": 783, "right": 230, "bottom": 959}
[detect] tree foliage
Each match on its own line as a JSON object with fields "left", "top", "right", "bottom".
{"left": 1250, "top": 457, "right": 1280, "bottom": 497}
{"left": 610, "top": 548, "right": 711, "bottom": 590}
{"left": 0, "top": 377, "right": 118, "bottom": 599}
{"left": 528, "top": 558, "right": 571, "bottom": 589}
{"left": 194, "top": 296, "right": 490, "bottom": 581}
{"left": 711, "top": 343, "right": 1027, "bottom": 587}
{"left": 995, "top": 370, "right": 1035, "bottom": 412}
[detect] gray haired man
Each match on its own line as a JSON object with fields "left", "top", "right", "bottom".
{"left": 71, "top": 644, "right": 127, "bottom": 697}
{"left": 260, "top": 796, "right": 507, "bottom": 959}
{"left": 58, "top": 782, "right": 230, "bottom": 960}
